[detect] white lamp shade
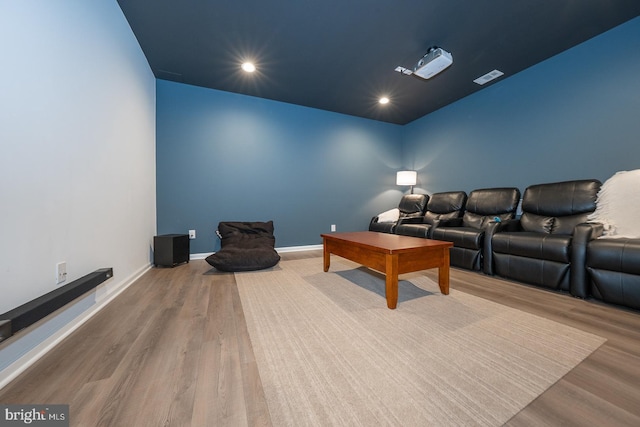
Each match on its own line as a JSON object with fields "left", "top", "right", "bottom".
{"left": 396, "top": 170, "right": 417, "bottom": 186}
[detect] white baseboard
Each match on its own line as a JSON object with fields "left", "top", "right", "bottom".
{"left": 190, "top": 244, "right": 323, "bottom": 260}
{"left": 0, "top": 263, "right": 152, "bottom": 390}
{"left": 276, "top": 244, "right": 323, "bottom": 253}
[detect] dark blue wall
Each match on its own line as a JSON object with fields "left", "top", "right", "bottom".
{"left": 403, "top": 17, "right": 640, "bottom": 194}
{"left": 157, "top": 17, "right": 640, "bottom": 253}
{"left": 156, "top": 80, "right": 403, "bottom": 252}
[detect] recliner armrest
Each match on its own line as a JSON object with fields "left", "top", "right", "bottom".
{"left": 483, "top": 219, "right": 522, "bottom": 275}
{"left": 483, "top": 221, "right": 501, "bottom": 275}
{"left": 571, "top": 222, "right": 604, "bottom": 298}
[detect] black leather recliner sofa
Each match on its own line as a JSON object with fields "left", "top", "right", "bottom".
{"left": 369, "top": 194, "right": 428, "bottom": 234}
{"left": 365, "top": 177, "right": 640, "bottom": 312}
{"left": 491, "top": 179, "right": 601, "bottom": 297}
{"left": 395, "top": 191, "right": 467, "bottom": 238}
{"left": 431, "top": 187, "right": 520, "bottom": 273}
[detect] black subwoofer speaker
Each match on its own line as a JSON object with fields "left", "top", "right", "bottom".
{"left": 154, "top": 234, "right": 189, "bottom": 267}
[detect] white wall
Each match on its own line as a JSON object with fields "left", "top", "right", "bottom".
{"left": 0, "top": 1, "right": 156, "bottom": 380}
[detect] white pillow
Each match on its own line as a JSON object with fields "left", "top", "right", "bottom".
{"left": 377, "top": 208, "right": 400, "bottom": 223}
{"left": 588, "top": 169, "right": 640, "bottom": 238}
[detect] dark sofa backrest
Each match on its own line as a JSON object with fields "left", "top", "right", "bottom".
{"left": 462, "top": 187, "right": 521, "bottom": 229}
{"left": 520, "top": 179, "right": 601, "bottom": 235}
{"left": 398, "top": 194, "right": 429, "bottom": 218}
{"left": 423, "top": 191, "right": 467, "bottom": 224}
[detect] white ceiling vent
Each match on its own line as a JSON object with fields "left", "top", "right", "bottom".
{"left": 394, "top": 66, "right": 413, "bottom": 75}
{"left": 473, "top": 69, "right": 504, "bottom": 85}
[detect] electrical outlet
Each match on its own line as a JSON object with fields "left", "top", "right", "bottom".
{"left": 189, "top": 229, "right": 196, "bottom": 239}
{"left": 331, "top": 224, "right": 336, "bottom": 232}
{"left": 56, "top": 262, "right": 67, "bottom": 284}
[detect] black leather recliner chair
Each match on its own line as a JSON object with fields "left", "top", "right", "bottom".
{"left": 395, "top": 191, "right": 467, "bottom": 238}
{"left": 491, "top": 179, "right": 601, "bottom": 297}
{"left": 431, "top": 187, "right": 520, "bottom": 273}
{"left": 369, "top": 194, "right": 428, "bottom": 234}
{"left": 585, "top": 234, "right": 640, "bottom": 310}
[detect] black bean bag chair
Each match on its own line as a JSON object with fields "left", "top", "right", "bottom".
{"left": 205, "top": 221, "right": 281, "bottom": 272}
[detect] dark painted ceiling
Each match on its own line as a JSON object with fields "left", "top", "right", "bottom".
{"left": 117, "top": 1, "right": 640, "bottom": 125}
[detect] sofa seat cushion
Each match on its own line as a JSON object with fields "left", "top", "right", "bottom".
{"left": 492, "top": 232, "right": 571, "bottom": 263}
{"left": 369, "top": 221, "right": 396, "bottom": 234}
{"left": 432, "top": 227, "right": 483, "bottom": 250}
{"left": 395, "top": 223, "right": 431, "bottom": 238}
{"left": 587, "top": 238, "right": 640, "bottom": 275}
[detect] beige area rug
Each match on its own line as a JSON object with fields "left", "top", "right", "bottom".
{"left": 235, "top": 257, "right": 606, "bottom": 426}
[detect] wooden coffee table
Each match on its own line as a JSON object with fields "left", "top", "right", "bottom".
{"left": 321, "top": 231, "right": 453, "bottom": 309}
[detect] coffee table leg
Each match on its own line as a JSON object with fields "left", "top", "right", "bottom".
{"left": 438, "top": 249, "right": 450, "bottom": 295}
{"left": 323, "top": 240, "right": 330, "bottom": 272}
{"left": 385, "top": 254, "right": 399, "bottom": 309}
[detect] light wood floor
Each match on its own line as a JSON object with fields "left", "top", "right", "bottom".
{"left": 1, "top": 250, "right": 640, "bottom": 426}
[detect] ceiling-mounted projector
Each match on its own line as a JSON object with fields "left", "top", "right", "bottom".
{"left": 412, "top": 47, "right": 453, "bottom": 79}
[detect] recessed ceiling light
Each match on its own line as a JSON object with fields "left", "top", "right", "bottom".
{"left": 241, "top": 62, "right": 256, "bottom": 73}
{"left": 379, "top": 97, "right": 390, "bottom": 105}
